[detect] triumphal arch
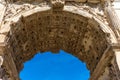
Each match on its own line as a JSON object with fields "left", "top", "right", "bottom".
{"left": 0, "top": 0, "right": 120, "bottom": 80}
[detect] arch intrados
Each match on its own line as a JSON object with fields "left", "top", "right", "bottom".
{"left": 6, "top": 5, "right": 116, "bottom": 78}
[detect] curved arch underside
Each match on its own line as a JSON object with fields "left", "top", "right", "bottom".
{"left": 9, "top": 9, "right": 109, "bottom": 74}
{"left": 0, "top": 1, "right": 120, "bottom": 80}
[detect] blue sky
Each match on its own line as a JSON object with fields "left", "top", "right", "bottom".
{"left": 20, "top": 50, "right": 90, "bottom": 80}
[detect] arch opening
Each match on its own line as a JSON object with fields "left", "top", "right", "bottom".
{"left": 3, "top": 7, "right": 111, "bottom": 80}
{"left": 19, "top": 50, "right": 90, "bottom": 80}
{"left": 9, "top": 11, "right": 108, "bottom": 73}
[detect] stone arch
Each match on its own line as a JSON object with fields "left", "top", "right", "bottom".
{"left": 0, "top": 0, "right": 120, "bottom": 80}
{"left": 5, "top": 6, "right": 110, "bottom": 79}
{"left": 10, "top": 9, "right": 109, "bottom": 72}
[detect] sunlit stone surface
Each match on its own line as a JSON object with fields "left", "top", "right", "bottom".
{"left": 0, "top": 0, "right": 120, "bottom": 80}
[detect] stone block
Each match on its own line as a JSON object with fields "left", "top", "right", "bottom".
{"left": 0, "top": 34, "right": 6, "bottom": 46}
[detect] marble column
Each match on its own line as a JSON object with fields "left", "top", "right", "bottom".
{"left": 0, "top": 56, "right": 9, "bottom": 80}
{"left": 105, "top": 0, "right": 120, "bottom": 38}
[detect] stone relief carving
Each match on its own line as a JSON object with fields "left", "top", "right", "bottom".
{"left": 0, "top": 0, "right": 120, "bottom": 80}
{"left": 50, "top": 0, "right": 65, "bottom": 10}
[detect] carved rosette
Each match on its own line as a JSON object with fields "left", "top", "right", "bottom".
{"left": 50, "top": 0, "right": 65, "bottom": 11}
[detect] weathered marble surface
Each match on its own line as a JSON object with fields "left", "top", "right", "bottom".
{"left": 0, "top": 0, "right": 120, "bottom": 80}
